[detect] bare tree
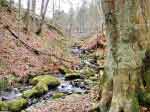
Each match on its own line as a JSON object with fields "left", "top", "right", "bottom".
{"left": 36, "top": 0, "right": 49, "bottom": 34}
{"left": 8, "top": 0, "right": 13, "bottom": 11}
{"left": 68, "top": 6, "right": 74, "bottom": 37}
{"left": 31, "top": 0, "right": 36, "bottom": 31}
{"left": 24, "top": 0, "right": 31, "bottom": 32}
{"left": 52, "top": 0, "right": 55, "bottom": 18}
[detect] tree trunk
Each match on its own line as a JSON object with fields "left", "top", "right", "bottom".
{"left": 24, "top": 0, "right": 31, "bottom": 32}
{"left": 8, "top": 0, "right": 13, "bottom": 11}
{"left": 99, "top": 0, "right": 150, "bottom": 112}
{"left": 36, "top": 0, "right": 49, "bottom": 34}
{"left": 31, "top": 0, "right": 36, "bottom": 31}
{"left": 52, "top": 0, "right": 55, "bottom": 18}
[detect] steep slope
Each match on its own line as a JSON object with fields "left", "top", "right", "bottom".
{"left": 0, "top": 8, "right": 78, "bottom": 79}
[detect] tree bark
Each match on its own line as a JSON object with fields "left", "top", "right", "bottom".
{"left": 99, "top": 0, "right": 150, "bottom": 112}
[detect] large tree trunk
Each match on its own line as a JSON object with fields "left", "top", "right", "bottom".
{"left": 99, "top": 0, "right": 150, "bottom": 112}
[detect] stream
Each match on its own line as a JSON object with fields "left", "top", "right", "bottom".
{"left": 0, "top": 74, "right": 89, "bottom": 103}
{"left": 0, "top": 47, "right": 100, "bottom": 111}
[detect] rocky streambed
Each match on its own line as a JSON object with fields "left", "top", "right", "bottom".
{"left": 0, "top": 72, "right": 92, "bottom": 112}
{"left": 0, "top": 47, "right": 103, "bottom": 112}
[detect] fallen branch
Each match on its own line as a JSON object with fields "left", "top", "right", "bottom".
{"left": 4, "top": 25, "right": 75, "bottom": 65}
{"left": 46, "top": 23, "right": 64, "bottom": 37}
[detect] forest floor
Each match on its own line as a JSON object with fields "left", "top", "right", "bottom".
{"left": 0, "top": 8, "right": 99, "bottom": 112}
{"left": 0, "top": 8, "right": 149, "bottom": 112}
{"left": 26, "top": 93, "right": 93, "bottom": 112}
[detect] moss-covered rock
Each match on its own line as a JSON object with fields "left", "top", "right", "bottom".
{"left": 31, "top": 75, "right": 60, "bottom": 88}
{"left": 32, "top": 82, "right": 48, "bottom": 95}
{"left": 80, "top": 67, "right": 96, "bottom": 78}
{"left": 7, "top": 98, "right": 28, "bottom": 112}
{"left": 22, "top": 89, "right": 37, "bottom": 98}
{"left": 23, "top": 76, "right": 55, "bottom": 98}
{"left": 59, "top": 66, "right": 72, "bottom": 74}
{"left": 65, "top": 73, "right": 81, "bottom": 80}
{"left": 23, "top": 83, "right": 48, "bottom": 98}
{"left": 0, "top": 101, "right": 8, "bottom": 111}
{"left": 52, "top": 92, "right": 65, "bottom": 99}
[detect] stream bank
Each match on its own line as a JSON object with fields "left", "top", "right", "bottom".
{"left": 0, "top": 46, "right": 102, "bottom": 112}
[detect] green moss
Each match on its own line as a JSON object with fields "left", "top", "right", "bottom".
{"left": 23, "top": 82, "right": 49, "bottom": 98}
{"left": 80, "top": 67, "right": 95, "bottom": 78}
{"left": 144, "top": 70, "right": 150, "bottom": 88}
{"left": 32, "top": 82, "right": 48, "bottom": 95}
{"left": 59, "top": 66, "right": 72, "bottom": 74}
{"left": 31, "top": 75, "right": 60, "bottom": 87}
{"left": 131, "top": 96, "right": 140, "bottom": 112}
{"left": 0, "top": 101, "right": 8, "bottom": 111}
{"left": 22, "top": 89, "right": 37, "bottom": 98}
{"left": 7, "top": 98, "right": 28, "bottom": 112}
{"left": 23, "top": 75, "right": 59, "bottom": 98}
{"left": 52, "top": 92, "right": 65, "bottom": 99}
{"left": 138, "top": 91, "right": 150, "bottom": 106}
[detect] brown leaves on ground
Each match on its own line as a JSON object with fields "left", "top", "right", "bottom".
{"left": 80, "top": 33, "right": 107, "bottom": 51}
{"left": 0, "top": 8, "right": 77, "bottom": 79}
{"left": 27, "top": 94, "right": 93, "bottom": 112}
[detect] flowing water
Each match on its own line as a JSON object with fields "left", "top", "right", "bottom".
{"left": 0, "top": 47, "right": 99, "bottom": 111}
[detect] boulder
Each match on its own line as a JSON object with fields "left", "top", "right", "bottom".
{"left": 7, "top": 98, "right": 28, "bottom": 112}
{"left": 23, "top": 82, "right": 48, "bottom": 98}
{"left": 58, "top": 66, "right": 72, "bottom": 74}
{"left": 0, "top": 101, "right": 8, "bottom": 111}
{"left": 32, "top": 82, "right": 48, "bottom": 95}
{"left": 31, "top": 75, "right": 60, "bottom": 88}
{"left": 22, "top": 89, "right": 37, "bottom": 99}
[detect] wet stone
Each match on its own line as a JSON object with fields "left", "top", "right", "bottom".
{"left": 0, "top": 88, "right": 22, "bottom": 101}
{"left": 57, "top": 82, "right": 87, "bottom": 95}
